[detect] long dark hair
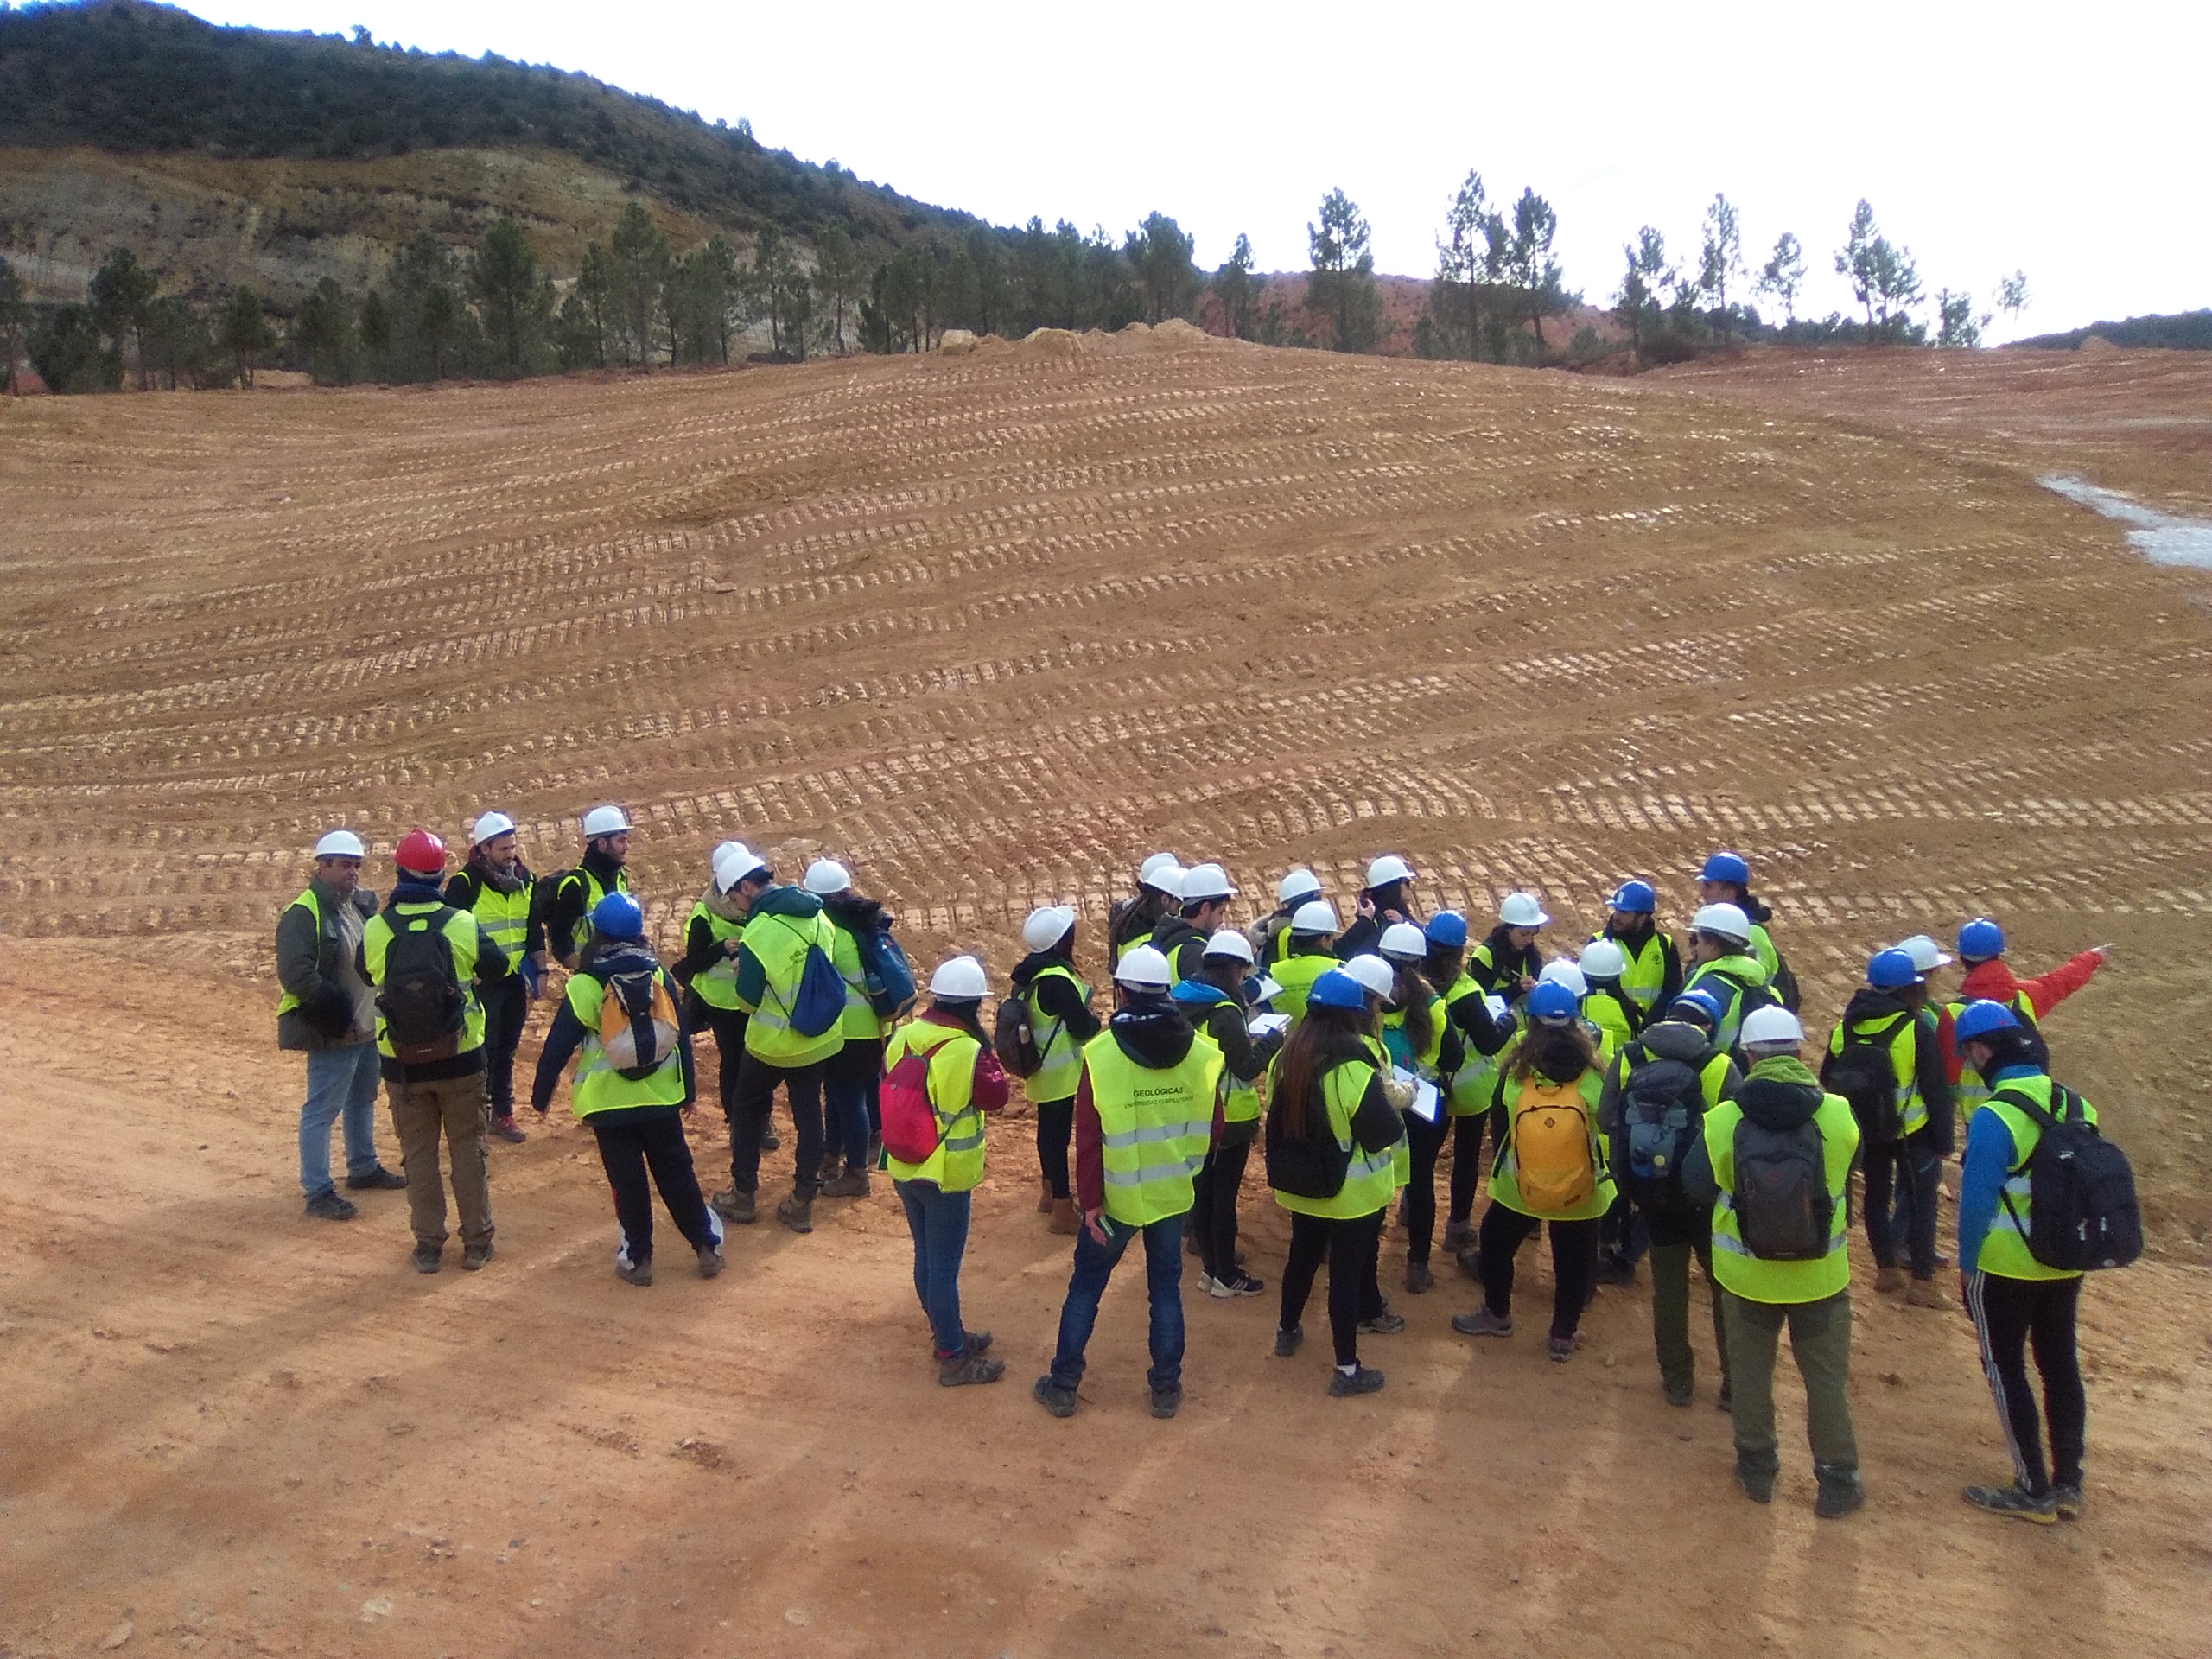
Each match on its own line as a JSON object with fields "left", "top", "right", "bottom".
{"left": 1508, "top": 1019, "right": 1597, "bottom": 1085}
{"left": 1273, "top": 1003, "right": 1371, "bottom": 1142}
{"left": 1421, "top": 941, "right": 1464, "bottom": 998}
{"left": 1198, "top": 956, "right": 1249, "bottom": 1000}
{"left": 931, "top": 996, "right": 989, "bottom": 1047}
{"left": 1389, "top": 961, "right": 1436, "bottom": 1059}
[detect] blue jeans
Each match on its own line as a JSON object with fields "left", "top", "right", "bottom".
{"left": 825, "top": 1037, "right": 880, "bottom": 1173}
{"left": 895, "top": 1179, "right": 973, "bottom": 1357}
{"left": 1048, "top": 1211, "right": 1185, "bottom": 1392}
{"left": 299, "top": 1042, "right": 382, "bottom": 1195}
{"left": 1867, "top": 1132, "right": 1942, "bottom": 1277}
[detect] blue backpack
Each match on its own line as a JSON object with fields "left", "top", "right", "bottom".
{"left": 785, "top": 923, "right": 848, "bottom": 1039}
{"left": 856, "top": 920, "right": 918, "bottom": 1019}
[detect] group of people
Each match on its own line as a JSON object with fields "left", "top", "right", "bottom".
{"left": 276, "top": 813, "right": 2123, "bottom": 1527}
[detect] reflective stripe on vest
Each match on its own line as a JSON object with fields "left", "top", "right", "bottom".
{"left": 1948, "top": 993, "right": 2037, "bottom": 1115}
{"left": 1025, "top": 963, "right": 1089, "bottom": 1104}
{"left": 276, "top": 887, "right": 321, "bottom": 1014}
{"left": 1272, "top": 952, "right": 1335, "bottom": 1026}
{"left": 362, "top": 901, "right": 486, "bottom": 1058}
{"left": 1827, "top": 1010, "right": 1928, "bottom": 1136}
{"left": 884, "top": 1020, "right": 988, "bottom": 1192}
{"left": 829, "top": 918, "right": 883, "bottom": 1039}
{"left": 1084, "top": 1030, "right": 1222, "bottom": 1227}
{"left": 1747, "top": 922, "right": 1779, "bottom": 982}
{"left": 565, "top": 967, "right": 686, "bottom": 1117}
{"left": 743, "top": 911, "right": 845, "bottom": 1067}
{"left": 1581, "top": 989, "right": 1636, "bottom": 1071}
{"left": 1702, "top": 1090, "right": 1858, "bottom": 1304}
{"left": 1685, "top": 956, "right": 1765, "bottom": 1052}
{"left": 1274, "top": 1058, "right": 1400, "bottom": 1220}
{"left": 1610, "top": 929, "right": 1672, "bottom": 1014}
{"left": 1442, "top": 972, "right": 1497, "bottom": 1116}
{"left": 467, "top": 878, "right": 531, "bottom": 955}
{"left": 686, "top": 903, "right": 747, "bottom": 1009}
{"left": 1976, "top": 1075, "right": 2091, "bottom": 1282}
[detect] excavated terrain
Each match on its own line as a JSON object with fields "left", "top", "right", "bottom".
{"left": 2, "top": 333, "right": 2209, "bottom": 1657}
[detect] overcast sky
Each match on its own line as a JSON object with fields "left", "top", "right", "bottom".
{"left": 161, "top": 0, "right": 2206, "bottom": 340}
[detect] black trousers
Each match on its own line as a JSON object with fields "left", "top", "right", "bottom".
{"left": 1280, "top": 1209, "right": 1386, "bottom": 1366}
{"left": 730, "top": 1052, "right": 825, "bottom": 1198}
{"left": 702, "top": 1005, "right": 750, "bottom": 1125}
{"left": 1191, "top": 1132, "right": 1254, "bottom": 1281}
{"left": 1398, "top": 1107, "right": 1450, "bottom": 1264}
{"left": 480, "top": 976, "right": 528, "bottom": 1117}
{"left": 590, "top": 1109, "right": 716, "bottom": 1265}
{"left": 1034, "top": 1094, "right": 1076, "bottom": 1200}
{"left": 1447, "top": 1112, "right": 1490, "bottom": 1224}
{"left": 1967, "top": 1271, "right": 2086, "bottom": 1495}
{"left": 1479, "top": 1205, "right": 1600, "bottom": 1340}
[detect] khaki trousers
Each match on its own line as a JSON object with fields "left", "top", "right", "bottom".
{"left": 386, "top": 1071, "right": 493, "bottom": 1247}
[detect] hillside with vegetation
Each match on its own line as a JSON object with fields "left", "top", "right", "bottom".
{"left": 2018, "top": 310, "right": 2212, "bottom": 352}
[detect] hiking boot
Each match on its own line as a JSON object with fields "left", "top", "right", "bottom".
{"left": 303, "top": 1189, "right": 358, "bottom": 1222}
{"left": 1149, "top": 1383, "right": 1183, "bottom": 1420}
{"left": 962, "top": 1331, "right": 994, "bottom": 1357}
{"left": 709, "top": 1187, "right": 757, "bottom": 1224}
{"left": 1815, "top": 1477, "right": 1866, "bottom": 1520}
{"left": 867, "top": 1135, "right": 883, "bottom": 1166}
{"left": 1033, "top": 1376, "right": 1077, "bottom": 1419}
{"left": 1038, "top": 1180, "right": 1055, "bottom": 1214}
{"left": 1735, "top": 1460, "right": 1774, "bottom": 1504}
{"left": 1273, "top": 1325, "right": 1304, "bottom": 1358}
{"left": 1452, "top": 1306, "right": 1512, "bottom": 1338}
{"left": 1873, "top": 1266, "right": 1907, "bottom": 1294}
{"left": 1442, "top": 1218, "right": 1475, "bottom": 1254}
{"left": 616, "top": 1257, "right": 653, "bottom": 1287}
{"left": 1548, "top": 1333, "right": 1577, "bottom": 1363}
{"left": 346, "top": 1166, "right": 406, "bottom": 1192}
{"left": 461, "top": 1239, "right": 494, "bottom": 1272}
{"left": 1665, "top": 1381, "right": 1694, "bottom": 1408}
{"left": 1405, "top": 1260, "right": 1434, "bottom": 1294}
{"left": 1328, "top": 1363, "right": 1386, "bottom": 1398}
{"left": 410, "top": 1242, "right": 442, "bottom": 1274}
{"left": 1046, "top": 1198, "right": 1080, "bottom": 1236}
{"left": 1211, "top": 1270, "right": 1265, "bottom": 1299}
{"left": 696, "top": 1244, "right": 725, "bottom": 1279}
{"left": 2050, "top": 1483, "right": 2083, "bottom": 1519}
{"left": 819, "top": 1169, "right": 870, "bottom": 1198}
{"left": 1455, "top": 1246, "right": 1484, "bottom": 1283}
{"left": 938, "top": 1351, "right": 1007, "bottom": 1387}
{"left": 776, "top": 1193, "right": 814, "bottom": 1235}
{"left": 1359, "top": 1306, "right": 1407, "bottom": 1336}
{"left": 758, "top": 1124, "right": 780, "bottom": 1153}
{"left": 491, "top": 1116, "right": 528, "bottom": 1144}
{"left": 1964, "top": 1483, "right": 2056, "bottom": 1524}
{"left": 1904, "top": 1278, "right": 1954, "bottom": 1310}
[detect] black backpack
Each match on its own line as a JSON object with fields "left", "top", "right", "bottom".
{"left": 1827, "top": 1013, "right": 1912, "bottom": 1145}
{"left": 1732, "top": 1115, "right": 1832, "bottom": 1260}
{"left": 1996, "top": 1085, "right": 2143, "bottom": 1273}
{"left": 1769, "top": 952, "right": 1802, "bottom": 1014}
{"left": 377, "top": 907, "right": 467, "bottom": 1065}
{"left": 1264, "top": 1087, "right": 1352, "bottom": 1200}
{"left": 993, "top": 995, "right": 1044, "bottom": 1078}
{"left": 1615, "top": 1049, "right": 1706, "bottom": 1211}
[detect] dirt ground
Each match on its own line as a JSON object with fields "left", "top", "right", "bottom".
{"left": 3, "top": 334, "right": 2211, "bottom": 1656}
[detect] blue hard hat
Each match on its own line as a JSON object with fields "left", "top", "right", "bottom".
{"left": 1957, "top": 917, "right": 2005, "bottom": 961}
{"left": 1667, "top": 987, "right": 1726, "bottom": 1027}
{"left": 591, "top": 892, "right": 645, "bottom": 938}
{"left": 1524, "top": 980, "right": 1579, "bottom": 1020}
{"left": 1866, "top": 948, "right": 1923, "bottom": 990}
{"left": 1699, "top": 852, "right": 1751, "bottom": 887}
{"left": 1953, "top": 999, "right": 2022, "bottom": 1043}
{"left": 1307, "top": 969, "right": 1369, "bottom": 1012}
{"left": 1424, "top": 910, "right": 1470, "bottom": 950}
{"left": 1608, "top": 880, "right": 1656, "bottom": 913}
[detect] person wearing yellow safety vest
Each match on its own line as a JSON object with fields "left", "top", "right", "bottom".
{"left": 1152, "top": 861, "right": 1237, "bottom": 981}
{"left": 1597, "top": 987, "right": 1741, "bottom": 1406}
{"left": 1376, "top": 922, "right": 1461, "bottom": 1295}
{"left": 1108, "top": 852, "right": 1184, "bottom": 963}
{"left": 276, "top": 829, "right": 404, "bottom": 1221}
{"left": 1821, "top": 948, "right": 1955, "bottom": 1306}
{"left": 1681, "top": 903, "right": 1781, "bottom": 1057}
{"left": 1246, "top": 868, "right": 1325, "bottom": 969}
{"left": 882, "top": 956, "right": 1012, "bottom": 1388}
{"left": 542, "top": 804, "right": 635, "bottom": 970}
{"left": 1681, "top": 1006, "right": 1864, "bottom": 1518}
{"left": 710, "top": 851, "right": 844, "bottom": 1235}
{"left": 1952, "top": 999, "right": 2097, "bottom": 1523}
{"left": 1452, "top": 980, "right": 1614, "bottom": 1363}
{"left": 1270, "top": 899, "right": 1344, "bottom": 1025}
{"left": 1470, "top": 891, "right": 1548, "bottom": 1010}
{"left": 1578, "top": 938, "right": 1650, "bottom": 1287}
{"left": 443, "top": 810, "right": 547, "bottom": 1145}
{"left": 1335, "top": 853, "right": 1421, "bottom": 961}
{"left": 1033, "top": 946, "right": 1224, "bottom": 1421}
{"left": 1010, "top": 905, "right": 1102, "bottom": 1236}
{"left": 357, "top": 830, "right": 513, "bottom": 1274}
{"left": 678, "top": 844, "right": 780, "bottom": 1177}
{"left": 1173, "top": 930, "right": 1285, "bottom": 1299}
{"left": 1418, "top": 910, "right": 1511, "bottom": 1262}
{"left": 1266, "top": 968, "right": 1411, "bottom": 1397}
{"left": 1938, "top": 916, "right": 2108, "bottom": 1121}
{"left": 530, "top": 892, "right": 725, "bottom": 1287}
{"left": 1697, "top": 851, "right": 1780, "bottom": 982}
{"left": 805, "top": 858, "right": 899, "bottom": 1200}
{"left": 1592, "top": 880, "right": 1682, "bottom": 1020}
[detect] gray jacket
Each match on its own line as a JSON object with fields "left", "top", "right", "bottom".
{"left": 1596, "top": 1019, "right": 1742, "bottom": 1135}
{"left": 276, "top": 877, "right": 378, "bottom": 1052}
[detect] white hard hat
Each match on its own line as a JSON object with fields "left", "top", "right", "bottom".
{"left": 1202, "top": 929, "right": 1255, "bottom": 963}
{"left": 1022, "top": 905, "right": 1077, "bottom": 953}
{"left": 1138, "top": 852, "right": 1182, "bottom": 893}
{"left": 802, "top": 858, "right": 852, "bottom": 896}
{"left": 469, "top": 810, "right": 516, "bottom": 847}
{"left": 1897, "top": 933, "right": 1955, "bottom": 972}
{"left": 582, "top": 804, "right": 632, "bottom": 837}
{"left": 1692, "top": 902, "right": 1751, "bottom": 943}
{"left": 1740, "top": 1006, "right": 1804, "bottom": 1046}
{"left": 313, "top": 829, "right": 365, "bottom": 859}
{"left": 1115, "top": 944, "right": 1175, "bottom": 991}
{"left": 1498, "top": 891, "right": 1550, "bottom": 929}
{"left": 1344, "top": 954, "right": 1397, "bottom": 1001}
{"left": 1150, "top": 865, "right": 1188, "bottom": 901}
{"left": 1538, "top": 958, "right": 1588, "bottom": 996}
{"left": 1179, "top": 862, "right": 1237, "bottom": 902}
{"left": 1277, "top": 868, "right": 1323, "bottom": 905}
{"left": 1366, "top": 854, "right": 1415, "bottom": 889}
{"left": 1290, "top": 899, "right": 1340, "bottom": 935}
{"left": 715, "top": 843, "right": 766, "bottom": 893}
{"left": 929, "top": 955, "right": 988, "bottom": 1001}
{"left": 1379, "top": 921, "right": 1428, "bottom": 962}
{"left": 1579, "top": 939, "right": 1627, "bottom": 981}
{"left": 711, "top": 839, "right": 742, "bottom": 868}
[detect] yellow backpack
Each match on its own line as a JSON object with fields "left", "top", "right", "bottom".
{"left": 1511, "top": 1077, "right": 1595, "bottom": 1212}
{"left": 599, "top": 963, "right": 682, "bottom": 1080}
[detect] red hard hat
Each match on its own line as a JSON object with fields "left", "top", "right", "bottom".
{"left": 394, "top": 829, "right": 448, "bottom": 875}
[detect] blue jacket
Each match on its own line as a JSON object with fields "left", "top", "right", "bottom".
{"left": 1957, "top": 1061, "right": 2042, "bottom": 1273}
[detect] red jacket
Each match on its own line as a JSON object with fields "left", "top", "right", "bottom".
{"left": 1938, "top": 950, "right": 2102, "bottom": 1082}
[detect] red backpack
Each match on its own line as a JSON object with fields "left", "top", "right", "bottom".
{"left": 880, "top": 1041, "right": 943, "bottom": 1165}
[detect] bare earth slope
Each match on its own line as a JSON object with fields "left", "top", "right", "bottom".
{"left": 2, "top": 334, "right": 2209, "bottom": 1656}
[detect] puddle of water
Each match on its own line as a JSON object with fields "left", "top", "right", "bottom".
{"left": 2040, "top": 474, "right": 2212, "bottom": 569}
